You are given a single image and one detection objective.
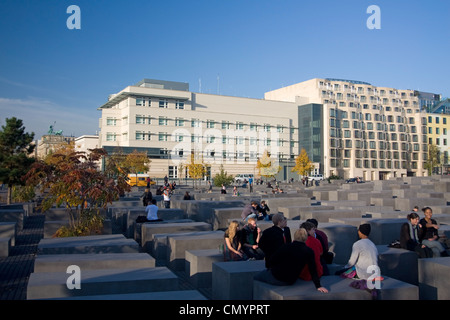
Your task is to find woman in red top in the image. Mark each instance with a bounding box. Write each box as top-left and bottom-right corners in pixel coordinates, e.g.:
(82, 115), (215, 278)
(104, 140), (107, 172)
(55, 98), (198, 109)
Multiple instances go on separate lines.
(299, 221), (323, 281)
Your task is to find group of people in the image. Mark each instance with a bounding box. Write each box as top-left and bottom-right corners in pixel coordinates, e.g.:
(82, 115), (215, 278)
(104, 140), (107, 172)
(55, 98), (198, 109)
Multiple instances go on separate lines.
(241, 200), (272, 221)
(400, 206), (448, 258)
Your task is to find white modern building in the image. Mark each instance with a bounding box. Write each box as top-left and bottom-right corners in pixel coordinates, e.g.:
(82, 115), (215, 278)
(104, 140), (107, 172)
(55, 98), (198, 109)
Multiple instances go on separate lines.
(98, 78), (431, 181)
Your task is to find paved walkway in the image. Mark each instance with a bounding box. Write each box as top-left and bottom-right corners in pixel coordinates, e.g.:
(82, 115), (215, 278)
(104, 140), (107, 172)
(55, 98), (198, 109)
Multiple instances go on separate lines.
(0, 214), (212, 300)
(0, 215), (44, 300)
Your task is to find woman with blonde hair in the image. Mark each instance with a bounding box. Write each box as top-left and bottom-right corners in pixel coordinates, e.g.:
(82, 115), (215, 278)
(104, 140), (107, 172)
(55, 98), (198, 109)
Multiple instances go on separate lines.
(224, 220), (246, 261)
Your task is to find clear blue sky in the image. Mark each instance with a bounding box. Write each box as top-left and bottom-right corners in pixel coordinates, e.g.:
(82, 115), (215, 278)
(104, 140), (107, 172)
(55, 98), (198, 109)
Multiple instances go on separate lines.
(0, 0), (449, 139)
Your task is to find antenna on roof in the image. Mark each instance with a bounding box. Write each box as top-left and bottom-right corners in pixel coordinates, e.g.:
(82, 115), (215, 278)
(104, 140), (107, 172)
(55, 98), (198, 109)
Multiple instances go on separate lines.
(217, 74), (220, 95)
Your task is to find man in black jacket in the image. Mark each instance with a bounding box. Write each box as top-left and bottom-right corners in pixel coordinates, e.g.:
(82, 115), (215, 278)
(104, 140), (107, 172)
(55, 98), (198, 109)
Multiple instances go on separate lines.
(258, 213), (291, 268)
(254, 228), (328, 293)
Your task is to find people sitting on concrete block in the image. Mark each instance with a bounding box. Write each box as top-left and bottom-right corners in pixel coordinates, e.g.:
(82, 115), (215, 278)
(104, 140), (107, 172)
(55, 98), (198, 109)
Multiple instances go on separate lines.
(400, 212), (432, 258)
(254, 228), (328, 293)
(419, 207), (449, 257)
(299, 221), (323, 282)
(258, 213), (291, 268)
(223, 220), (247, 261)
(306, 218), (333, 275)
(145, 199), (162, 222)
(256, 200), (271, 221)
(241, 201), (259, 222)
(183, 191), (192, 200)
(239, 217), (264, 260)
(337, 224), (380, 281)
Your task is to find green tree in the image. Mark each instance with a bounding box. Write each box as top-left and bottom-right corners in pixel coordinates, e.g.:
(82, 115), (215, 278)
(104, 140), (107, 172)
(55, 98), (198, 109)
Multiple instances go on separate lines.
(425, 143), (440, 176)
(213, 165), (234, 187)
(292, 148), (314, 177)
(0, 117), (35, 204)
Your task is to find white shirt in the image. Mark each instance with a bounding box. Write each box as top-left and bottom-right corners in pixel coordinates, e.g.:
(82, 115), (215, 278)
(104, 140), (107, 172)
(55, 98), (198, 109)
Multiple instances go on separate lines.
(145, 204), (159, 221)
(345, 238), (378, 280)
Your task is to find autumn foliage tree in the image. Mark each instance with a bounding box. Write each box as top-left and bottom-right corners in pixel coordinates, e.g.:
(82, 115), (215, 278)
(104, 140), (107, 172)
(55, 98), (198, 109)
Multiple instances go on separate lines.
(24, 146), (130, 237)
(292, 148), (314, 177)
(256, 149), (281, 179)
(186, 152), (207, 188)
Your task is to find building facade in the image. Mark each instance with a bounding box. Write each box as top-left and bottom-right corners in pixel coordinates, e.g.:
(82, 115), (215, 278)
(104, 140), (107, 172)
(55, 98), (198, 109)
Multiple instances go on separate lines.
(265, 78), (429, 180)
(426, 113), (450, 173)
(98, 78), (435, 181)
(98, 79), (300, 180)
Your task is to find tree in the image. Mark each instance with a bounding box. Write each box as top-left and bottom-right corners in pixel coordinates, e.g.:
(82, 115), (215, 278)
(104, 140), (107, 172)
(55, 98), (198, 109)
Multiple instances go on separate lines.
(213, 165), (234, 187)
(24, 147), (130, 237)
(424, 143), (440, 176)
(122, 150), (151, 186)
(0, 117), (35, 204)
(186, 152), (206, 188)
(256, 149), (281, 179)
(292, 148), (314, 177)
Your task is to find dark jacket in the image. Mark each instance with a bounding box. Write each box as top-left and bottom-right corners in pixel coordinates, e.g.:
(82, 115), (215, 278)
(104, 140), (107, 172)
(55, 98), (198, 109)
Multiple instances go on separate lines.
(270, 241), (322, 288)
(400, 222), (423, 251)
(258, 226), (292, 268)
(241, 204), (258, 220)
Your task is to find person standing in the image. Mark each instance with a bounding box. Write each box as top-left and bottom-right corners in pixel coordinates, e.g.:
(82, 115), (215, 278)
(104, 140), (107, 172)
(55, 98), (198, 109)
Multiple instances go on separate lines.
(163, 187), (171, 208)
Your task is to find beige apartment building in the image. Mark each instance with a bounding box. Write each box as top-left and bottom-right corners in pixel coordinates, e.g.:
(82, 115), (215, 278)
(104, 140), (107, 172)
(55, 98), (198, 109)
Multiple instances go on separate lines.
(98, 78), (430, 181)
(266, 78), (429, 180)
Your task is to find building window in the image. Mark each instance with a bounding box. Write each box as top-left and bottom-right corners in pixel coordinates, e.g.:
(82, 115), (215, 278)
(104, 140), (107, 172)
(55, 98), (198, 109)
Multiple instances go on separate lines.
(106, 117), (117, 126)
(222, 121), (230, 130)
(158, 133), (168, 141)
(159, 117), (168, 126)
(159, 99), (168, 108)
(136, 97), (145, 106)
(106, 133), (116, 141)
(175, 118), (184, 127)
(207, 120), (215, 128)
(135, 131), (144, 141)
(175, 100), (184, 109)
(191, 119), (201, 128)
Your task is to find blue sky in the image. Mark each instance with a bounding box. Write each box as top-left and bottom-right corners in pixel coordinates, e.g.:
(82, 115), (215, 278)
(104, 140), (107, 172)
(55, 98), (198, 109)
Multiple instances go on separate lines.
(0, 0), (449, 139)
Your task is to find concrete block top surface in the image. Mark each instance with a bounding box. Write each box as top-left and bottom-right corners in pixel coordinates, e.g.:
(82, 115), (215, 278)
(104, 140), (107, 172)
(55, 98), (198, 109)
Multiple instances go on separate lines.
(34, 252), (154, 263)
(37, 234), (136, 249)
(185, 249), (223, 257)
(213, 260), (266, 272)
(29, 267), (177, 287)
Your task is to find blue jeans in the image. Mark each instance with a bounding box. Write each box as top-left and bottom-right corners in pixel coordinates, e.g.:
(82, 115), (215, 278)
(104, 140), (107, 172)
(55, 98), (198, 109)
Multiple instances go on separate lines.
(422, 239), (445, 257)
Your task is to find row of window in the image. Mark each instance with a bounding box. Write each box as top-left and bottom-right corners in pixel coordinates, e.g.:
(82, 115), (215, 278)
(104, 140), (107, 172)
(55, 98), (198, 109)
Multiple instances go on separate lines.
(330, 139), (425, 151)
(330, 149), (425, 160)
(135, 97), (185, 109)
(329, 109), (419, 124)
(319, 82), (415, 98)
(428, 116), (448, 124)
(329, 159), (422, 170)
(108, 116), (289, 133)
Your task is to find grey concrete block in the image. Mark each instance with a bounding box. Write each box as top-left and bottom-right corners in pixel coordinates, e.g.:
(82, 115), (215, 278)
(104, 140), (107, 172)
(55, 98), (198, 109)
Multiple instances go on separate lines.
(368, 219), (405, 245)
(185, 249), (224, 288)
(278, 206), (334, 220)
(418, 257), (450, 300)
(140, 221), (212, 253)
(376, 245), (418, 285)
(44, 290), (208, 300)
(317, 223), (358, 265)
(0, 237), (11, 257)
(253, 275), (418, 300)
(0, 222), (16, 246)
(43, 219), (112, 238)
(212, 260), (266, 300)
(33, 252), (156, 273)
(213, 208), (244, 230)
(0, 209), (24, 231)
(167, 231), (225, 271)
(37, 234), (140, 255)
(27, 267), (179, 299)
